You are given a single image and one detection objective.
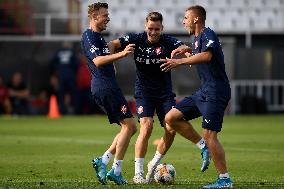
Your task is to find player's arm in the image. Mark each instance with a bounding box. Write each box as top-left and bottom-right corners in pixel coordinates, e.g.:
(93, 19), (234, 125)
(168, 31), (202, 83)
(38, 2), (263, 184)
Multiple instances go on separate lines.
(108, 39), (122, 54)
(160, 49), (213, 72)
(93, 44), (135, 68)
(171, 45), (192, 58)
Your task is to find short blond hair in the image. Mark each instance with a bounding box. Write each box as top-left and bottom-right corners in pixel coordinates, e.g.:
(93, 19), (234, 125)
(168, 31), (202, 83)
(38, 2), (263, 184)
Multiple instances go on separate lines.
(88, 2), (108, 19)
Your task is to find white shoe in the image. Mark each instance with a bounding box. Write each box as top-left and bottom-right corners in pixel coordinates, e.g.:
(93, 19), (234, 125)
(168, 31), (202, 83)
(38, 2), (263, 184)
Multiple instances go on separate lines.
(145, 162), (156, 184)
(133, 172), (146, 184)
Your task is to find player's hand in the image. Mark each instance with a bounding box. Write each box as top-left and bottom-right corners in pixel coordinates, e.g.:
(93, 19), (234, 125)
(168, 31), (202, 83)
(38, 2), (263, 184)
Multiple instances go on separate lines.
(184, 52), (192, 58)
(160, 58), (179, 72)
(171, 46), (191, 58)
(122, 44), (135, 57)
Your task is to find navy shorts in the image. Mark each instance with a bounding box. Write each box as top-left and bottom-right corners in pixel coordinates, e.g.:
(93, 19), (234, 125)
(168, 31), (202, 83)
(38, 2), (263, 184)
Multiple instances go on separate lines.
(175, 90), (230, 132)
(93, 88), (133, 125)
(136, 96), (175, 127)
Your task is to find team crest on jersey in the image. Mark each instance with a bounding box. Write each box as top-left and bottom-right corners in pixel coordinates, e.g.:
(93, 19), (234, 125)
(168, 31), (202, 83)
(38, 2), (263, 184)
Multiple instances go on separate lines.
(137, 106), (144, 114)
(155, 47), (162, 55)
(194, 41), (199, 49)
(121, 105), (127, 114)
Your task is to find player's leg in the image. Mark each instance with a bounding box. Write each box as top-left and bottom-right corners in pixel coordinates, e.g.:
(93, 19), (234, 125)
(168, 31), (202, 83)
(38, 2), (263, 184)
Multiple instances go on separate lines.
(203, 129), (227, 174)
(92, 133), (118, 185)
(133, 117), (153, 183)
(165, 108), (201, 142)
(155, 97), (177, 155)
(92, 89), (136, 185)
(135, 117), (154, 158)
(165, 96), (211, 172)
(157, 123), (176, 155)
(202, 129), (232, 188)
(200, 98), (232, 188)
(133, 98), (155, 184)
(107, 118), (136, 185)
(145, 122), (176, 183)
(115, 118), (137, 160)
(145, 97), (176, 183)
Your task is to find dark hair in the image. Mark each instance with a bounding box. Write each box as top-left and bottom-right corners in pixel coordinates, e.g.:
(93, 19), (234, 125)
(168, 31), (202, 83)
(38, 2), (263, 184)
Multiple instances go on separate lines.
(186, 5), (206, 21)
(146, 12), (163, 23)
(88, 2), (108, 18)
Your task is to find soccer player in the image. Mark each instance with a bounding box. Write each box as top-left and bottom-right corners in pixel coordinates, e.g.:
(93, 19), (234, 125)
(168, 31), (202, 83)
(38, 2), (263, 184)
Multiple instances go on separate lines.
(160, 5), (233, 188)
(108, 12), (210, 184)
(81, 2), (137, 185)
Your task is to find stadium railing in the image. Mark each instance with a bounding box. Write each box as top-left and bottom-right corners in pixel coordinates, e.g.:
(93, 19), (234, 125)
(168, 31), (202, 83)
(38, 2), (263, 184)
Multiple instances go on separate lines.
(231, 80), (284, 114)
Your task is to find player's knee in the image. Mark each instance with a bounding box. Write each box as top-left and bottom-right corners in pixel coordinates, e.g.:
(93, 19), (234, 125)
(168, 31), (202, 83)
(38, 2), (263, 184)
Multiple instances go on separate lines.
(139, 119), (153, 138)
(203, 130), (217, 144)
(124, 119), (137, 135)
(140, 118), (153, 126)
(165, 112), (176, 127)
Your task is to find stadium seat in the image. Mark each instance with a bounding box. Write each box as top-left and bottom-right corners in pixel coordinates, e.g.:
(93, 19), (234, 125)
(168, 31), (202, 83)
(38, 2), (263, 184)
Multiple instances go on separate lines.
(174, 0), (195, 8)
(228, 0), (247, 8)
(263, 0), (283, 8)
(106, 0), (121, 7)
(247, 0), (264, 8)
(227, 9), (248, 31)
(138, 0), (158, 8)
(207, 10), (223, 30)
(158, 0), (174, 8)
(210, 0), (228, 8)
(249, 9), (273, 31)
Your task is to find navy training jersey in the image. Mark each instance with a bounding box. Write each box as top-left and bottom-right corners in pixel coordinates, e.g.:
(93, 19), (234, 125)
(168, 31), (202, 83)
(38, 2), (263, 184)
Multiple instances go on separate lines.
(192, 27), (230, 97)
(81, 29), (119, 94)
(119, 32), (183, 98)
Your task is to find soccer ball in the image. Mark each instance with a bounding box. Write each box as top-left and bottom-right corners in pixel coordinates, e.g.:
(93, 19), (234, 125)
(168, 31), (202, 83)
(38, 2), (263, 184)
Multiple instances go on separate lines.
(154, 163), (176, 184)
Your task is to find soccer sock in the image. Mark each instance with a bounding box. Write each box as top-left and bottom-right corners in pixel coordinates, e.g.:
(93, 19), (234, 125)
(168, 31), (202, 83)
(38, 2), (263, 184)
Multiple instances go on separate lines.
(113, 159), (123, 176)
(219, 173), (230, 178)
(196, 138), (206, 149)
(150, 151), (164, 167)
(135, 158), (144, 175)
(101, 150), (113, 165)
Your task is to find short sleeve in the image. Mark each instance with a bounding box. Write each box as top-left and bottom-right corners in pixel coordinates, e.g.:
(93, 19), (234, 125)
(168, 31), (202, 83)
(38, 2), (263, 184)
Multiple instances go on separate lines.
(81, 31), (102, 60)
(201, 31), (216, 53)
(165, 35), (183, 51)
(119, 33), (138, 49)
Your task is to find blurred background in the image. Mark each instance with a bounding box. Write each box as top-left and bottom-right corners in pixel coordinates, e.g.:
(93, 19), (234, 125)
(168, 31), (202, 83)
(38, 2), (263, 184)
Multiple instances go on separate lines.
(0, 0), (284, 116)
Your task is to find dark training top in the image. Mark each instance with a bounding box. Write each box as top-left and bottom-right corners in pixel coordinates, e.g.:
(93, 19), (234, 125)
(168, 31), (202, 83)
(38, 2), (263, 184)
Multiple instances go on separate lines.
(192, 27), (230, 98)
(119, 32), (183, 98)
(81, 29), (119, 94)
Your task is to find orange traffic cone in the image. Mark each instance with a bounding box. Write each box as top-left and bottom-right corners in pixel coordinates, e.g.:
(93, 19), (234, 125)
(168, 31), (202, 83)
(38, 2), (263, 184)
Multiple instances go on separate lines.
(48, 95), (61, 118)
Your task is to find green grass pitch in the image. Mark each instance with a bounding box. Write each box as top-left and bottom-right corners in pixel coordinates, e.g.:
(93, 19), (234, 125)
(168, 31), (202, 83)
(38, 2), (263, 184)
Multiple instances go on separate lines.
(0, 115), (284, 188)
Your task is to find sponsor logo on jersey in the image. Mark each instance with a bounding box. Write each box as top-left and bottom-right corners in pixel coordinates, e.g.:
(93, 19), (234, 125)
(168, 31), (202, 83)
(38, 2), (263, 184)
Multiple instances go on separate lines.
(90, 45), (99, 53)
(146, 47), (153, 54)
(139, 47), (145, 53)
(121, 105), (127, 114)
(136, 57), (160, 64)
(137, 106), (144, 114)
(103, 47), (110, 54)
